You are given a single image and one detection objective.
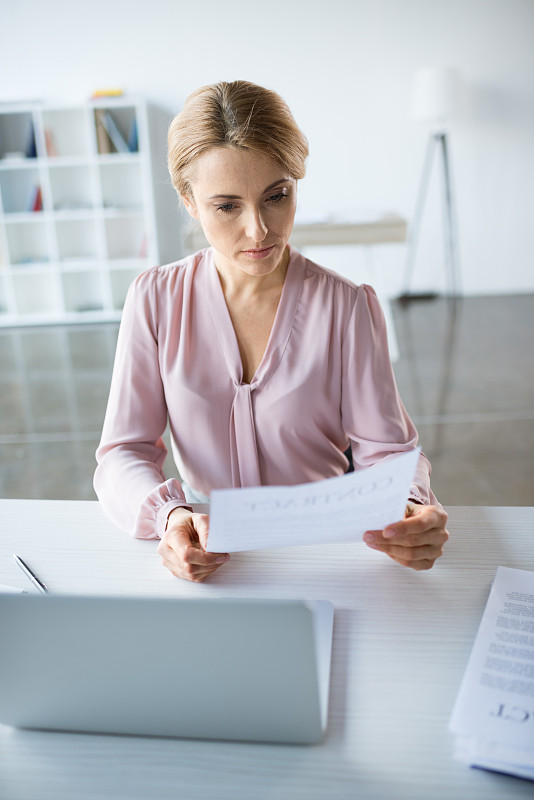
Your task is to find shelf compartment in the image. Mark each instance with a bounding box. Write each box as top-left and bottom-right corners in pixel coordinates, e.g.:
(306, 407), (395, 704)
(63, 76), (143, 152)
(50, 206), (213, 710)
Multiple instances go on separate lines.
(62, 269), (106, 314)
(0, 111), (37, 160)
(12, 270), (62, 316)
(41, 108), (91, 158)
(105, 215), (146, 259)
(0, 168), (44, 214)
(5, 219), (51, 265)
(55, 218), (100, 263)
(99, 161), (144, 211)
(49, 164), (96, 212)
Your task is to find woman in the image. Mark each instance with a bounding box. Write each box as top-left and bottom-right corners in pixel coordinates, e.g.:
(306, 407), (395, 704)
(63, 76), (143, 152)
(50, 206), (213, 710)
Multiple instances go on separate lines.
(94, 80), (448, 582)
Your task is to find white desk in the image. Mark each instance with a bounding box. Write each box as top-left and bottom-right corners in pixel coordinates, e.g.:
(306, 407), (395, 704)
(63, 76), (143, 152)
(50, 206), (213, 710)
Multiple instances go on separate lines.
(1, 500), (533, 800)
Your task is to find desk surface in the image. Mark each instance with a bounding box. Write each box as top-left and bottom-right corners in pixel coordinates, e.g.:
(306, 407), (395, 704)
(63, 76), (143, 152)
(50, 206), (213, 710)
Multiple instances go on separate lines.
(0, 500), (533, 800)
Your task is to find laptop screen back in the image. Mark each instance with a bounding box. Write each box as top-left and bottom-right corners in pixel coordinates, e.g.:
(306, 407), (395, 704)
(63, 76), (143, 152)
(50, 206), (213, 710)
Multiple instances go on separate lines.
(0, 594), (334, 744)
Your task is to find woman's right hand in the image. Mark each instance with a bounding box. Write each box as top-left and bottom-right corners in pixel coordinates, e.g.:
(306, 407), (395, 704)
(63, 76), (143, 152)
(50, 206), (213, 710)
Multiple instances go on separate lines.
(156, 507), (230, 582)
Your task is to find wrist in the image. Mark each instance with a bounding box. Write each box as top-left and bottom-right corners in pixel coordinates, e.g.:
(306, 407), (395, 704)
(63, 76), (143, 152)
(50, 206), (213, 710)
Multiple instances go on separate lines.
(156, 500), (193, 538)
(166, 505), (193, 531)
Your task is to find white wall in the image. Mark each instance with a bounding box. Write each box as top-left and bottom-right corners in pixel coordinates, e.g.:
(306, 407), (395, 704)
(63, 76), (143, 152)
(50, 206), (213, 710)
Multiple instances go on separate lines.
(1, 0), (533, 296)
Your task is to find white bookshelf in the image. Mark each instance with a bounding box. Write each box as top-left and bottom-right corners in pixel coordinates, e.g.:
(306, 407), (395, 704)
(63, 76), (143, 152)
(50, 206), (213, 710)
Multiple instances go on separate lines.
(0, 98), (183, 326)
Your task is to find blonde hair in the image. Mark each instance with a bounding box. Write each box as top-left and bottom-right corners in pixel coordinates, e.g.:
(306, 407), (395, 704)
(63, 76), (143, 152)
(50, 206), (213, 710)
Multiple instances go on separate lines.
(168, 80), (309, 198)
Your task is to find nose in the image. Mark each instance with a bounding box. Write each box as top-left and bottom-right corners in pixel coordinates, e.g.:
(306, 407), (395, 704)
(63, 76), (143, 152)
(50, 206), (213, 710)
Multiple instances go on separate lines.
(245, 206), (268, 243)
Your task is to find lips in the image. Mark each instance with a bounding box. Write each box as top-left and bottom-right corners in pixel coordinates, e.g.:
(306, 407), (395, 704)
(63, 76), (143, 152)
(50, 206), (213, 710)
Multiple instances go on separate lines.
(242, 245), (276, 259)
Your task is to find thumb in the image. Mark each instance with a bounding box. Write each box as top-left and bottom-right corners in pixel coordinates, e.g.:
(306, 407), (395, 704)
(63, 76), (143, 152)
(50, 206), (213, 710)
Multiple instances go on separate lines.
(191, 513), (210, 551)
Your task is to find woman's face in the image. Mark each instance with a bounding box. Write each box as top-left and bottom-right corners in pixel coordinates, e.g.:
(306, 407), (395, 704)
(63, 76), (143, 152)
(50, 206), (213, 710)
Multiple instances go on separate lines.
(182, 147), (297, 281)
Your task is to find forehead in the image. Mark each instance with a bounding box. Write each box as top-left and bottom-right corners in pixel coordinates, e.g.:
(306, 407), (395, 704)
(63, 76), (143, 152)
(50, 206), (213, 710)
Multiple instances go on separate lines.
(190, 147), (292, 197)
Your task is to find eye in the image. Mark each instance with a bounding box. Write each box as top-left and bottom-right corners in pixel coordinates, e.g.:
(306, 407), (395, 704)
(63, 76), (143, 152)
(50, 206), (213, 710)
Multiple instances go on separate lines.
(266, 191), (287, 204)
(216, 203), (237, 214)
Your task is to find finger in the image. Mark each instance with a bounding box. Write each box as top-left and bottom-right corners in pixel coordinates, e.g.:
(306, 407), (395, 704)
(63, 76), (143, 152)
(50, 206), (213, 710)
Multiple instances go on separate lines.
(176, 561), (221, 582)
(369, 543), (443, 566)
(180, 539), (229, 568)
(164, 557), (220, 583)
(166, 527), (229, 567)
(158, 539), (227, 581)
(364, 528), (448, 551)
(185, 541), (225, 565)
(389, 555), (437, 571)
(379, 541), (446, 562)
(381, 538), (446, 569)
(383, 507), (448, 540)
(177, 513), (229, 558)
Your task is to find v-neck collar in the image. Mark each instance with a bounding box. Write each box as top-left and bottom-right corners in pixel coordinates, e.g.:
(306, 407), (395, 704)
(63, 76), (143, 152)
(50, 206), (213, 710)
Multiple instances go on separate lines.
(202, 246), (304, 389)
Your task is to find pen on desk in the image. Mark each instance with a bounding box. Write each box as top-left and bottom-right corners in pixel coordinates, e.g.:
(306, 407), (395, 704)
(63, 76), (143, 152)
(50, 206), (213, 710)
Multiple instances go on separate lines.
(12, 554), (49, 594)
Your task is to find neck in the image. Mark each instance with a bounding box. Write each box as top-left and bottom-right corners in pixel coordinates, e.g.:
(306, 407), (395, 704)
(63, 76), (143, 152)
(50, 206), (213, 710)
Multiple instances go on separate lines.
(214, 247), (290, 301)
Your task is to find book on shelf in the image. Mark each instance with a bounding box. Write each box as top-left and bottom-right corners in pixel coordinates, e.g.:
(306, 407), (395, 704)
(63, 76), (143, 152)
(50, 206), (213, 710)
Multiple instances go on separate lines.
(94, 109), (115, 154)
(91, 89), (123, 99)
(28, 185), (43, 213)
(128, 118), (138, 152)
(44, 128), (58, 157)
(99, 111), (129, 154)
(24, 121), (37, 159)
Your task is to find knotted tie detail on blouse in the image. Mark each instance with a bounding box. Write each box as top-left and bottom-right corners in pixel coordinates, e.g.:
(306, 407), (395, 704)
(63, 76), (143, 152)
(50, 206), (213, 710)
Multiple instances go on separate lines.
(229, 381), (261, 487)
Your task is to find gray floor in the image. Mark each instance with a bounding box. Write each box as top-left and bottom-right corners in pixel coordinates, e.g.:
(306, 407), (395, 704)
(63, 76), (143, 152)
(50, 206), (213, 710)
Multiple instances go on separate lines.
(0, 294), (533, 506)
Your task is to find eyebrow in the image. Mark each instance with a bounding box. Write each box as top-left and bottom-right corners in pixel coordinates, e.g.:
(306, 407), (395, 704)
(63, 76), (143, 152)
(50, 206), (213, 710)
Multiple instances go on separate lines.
(208, 179), (291, 201)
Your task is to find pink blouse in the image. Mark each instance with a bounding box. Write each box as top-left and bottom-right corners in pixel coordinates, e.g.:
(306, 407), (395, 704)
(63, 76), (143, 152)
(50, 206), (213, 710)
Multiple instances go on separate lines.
(94, 246), (437, 539)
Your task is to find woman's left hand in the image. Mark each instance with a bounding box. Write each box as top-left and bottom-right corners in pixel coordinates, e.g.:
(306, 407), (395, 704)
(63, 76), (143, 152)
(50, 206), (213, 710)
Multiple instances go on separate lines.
(363, 503), (449, 570)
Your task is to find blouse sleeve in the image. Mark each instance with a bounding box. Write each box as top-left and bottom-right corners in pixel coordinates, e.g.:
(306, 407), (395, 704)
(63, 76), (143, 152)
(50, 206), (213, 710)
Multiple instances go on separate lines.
(341, 284), (439, 507)
(94, 269), (190, 539)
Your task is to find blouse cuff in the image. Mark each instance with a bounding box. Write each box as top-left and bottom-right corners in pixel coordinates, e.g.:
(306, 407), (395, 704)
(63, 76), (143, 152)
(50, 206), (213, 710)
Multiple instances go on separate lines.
(131, 478), (193, 539)
(408, 485), (425, 505)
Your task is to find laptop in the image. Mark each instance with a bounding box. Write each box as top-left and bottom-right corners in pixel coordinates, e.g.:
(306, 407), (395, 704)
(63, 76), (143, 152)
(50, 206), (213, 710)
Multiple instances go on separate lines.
(0, 594), (334, 744)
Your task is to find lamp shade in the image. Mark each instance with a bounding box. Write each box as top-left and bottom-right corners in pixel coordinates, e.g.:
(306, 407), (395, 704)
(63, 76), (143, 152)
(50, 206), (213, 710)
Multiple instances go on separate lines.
(410, 67), (462, 125)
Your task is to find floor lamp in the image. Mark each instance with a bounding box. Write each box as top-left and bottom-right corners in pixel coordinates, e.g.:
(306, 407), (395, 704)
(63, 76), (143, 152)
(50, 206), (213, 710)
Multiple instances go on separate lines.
(402, 68), (462, 299)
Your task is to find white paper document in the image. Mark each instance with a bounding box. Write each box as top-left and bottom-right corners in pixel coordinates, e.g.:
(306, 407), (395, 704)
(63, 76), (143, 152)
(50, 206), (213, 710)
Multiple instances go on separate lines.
(207, 448), (420, 553)
(450, 566), (534, 781)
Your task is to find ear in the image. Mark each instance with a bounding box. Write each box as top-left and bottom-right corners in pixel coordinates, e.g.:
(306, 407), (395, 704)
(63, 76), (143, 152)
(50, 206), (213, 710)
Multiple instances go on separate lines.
(181, 193), (199, 220)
